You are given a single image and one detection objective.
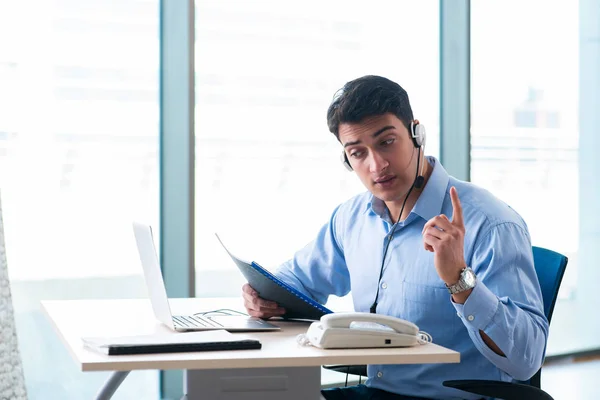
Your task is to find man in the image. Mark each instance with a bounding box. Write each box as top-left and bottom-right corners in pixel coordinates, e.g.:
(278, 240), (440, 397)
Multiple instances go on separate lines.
(241, 75), (548, 399)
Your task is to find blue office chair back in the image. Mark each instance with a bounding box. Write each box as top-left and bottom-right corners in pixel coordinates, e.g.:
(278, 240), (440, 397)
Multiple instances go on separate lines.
(532, 246), (568, 324)
(527, 246), (568, 390)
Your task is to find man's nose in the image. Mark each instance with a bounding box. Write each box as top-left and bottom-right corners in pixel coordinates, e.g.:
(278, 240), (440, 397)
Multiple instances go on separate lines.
(369, 152), (389, 173)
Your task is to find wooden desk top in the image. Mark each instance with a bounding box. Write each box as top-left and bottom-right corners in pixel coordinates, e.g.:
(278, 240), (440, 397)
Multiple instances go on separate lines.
(42, 298), (460, 372)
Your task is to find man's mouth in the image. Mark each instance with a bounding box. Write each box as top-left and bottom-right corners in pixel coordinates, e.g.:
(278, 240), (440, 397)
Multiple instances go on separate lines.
(374, 175), (395, 184)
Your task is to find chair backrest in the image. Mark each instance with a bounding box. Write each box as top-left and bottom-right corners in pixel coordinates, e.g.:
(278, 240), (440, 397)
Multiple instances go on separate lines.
(0, 192), (28, 399)
(528, 246), (568, 389)
(532, 246), (568, 323)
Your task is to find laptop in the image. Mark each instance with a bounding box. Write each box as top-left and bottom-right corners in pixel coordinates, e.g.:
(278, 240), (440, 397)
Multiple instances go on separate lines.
(132, 222), (280, 332)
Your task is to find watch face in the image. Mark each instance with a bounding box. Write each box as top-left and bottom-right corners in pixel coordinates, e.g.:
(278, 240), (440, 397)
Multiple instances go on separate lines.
(462, 268), (476, 287)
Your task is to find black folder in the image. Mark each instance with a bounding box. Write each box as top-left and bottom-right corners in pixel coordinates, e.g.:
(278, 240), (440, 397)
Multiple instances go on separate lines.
(91, 340), (261, 356)
(83, 331), (262, 356)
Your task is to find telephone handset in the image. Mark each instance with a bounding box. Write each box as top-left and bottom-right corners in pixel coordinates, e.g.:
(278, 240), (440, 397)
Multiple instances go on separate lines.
(299, 312), (432, 349)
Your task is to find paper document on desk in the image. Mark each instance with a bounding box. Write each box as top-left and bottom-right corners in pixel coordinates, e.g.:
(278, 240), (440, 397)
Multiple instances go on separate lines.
(82, 329), (262, 355)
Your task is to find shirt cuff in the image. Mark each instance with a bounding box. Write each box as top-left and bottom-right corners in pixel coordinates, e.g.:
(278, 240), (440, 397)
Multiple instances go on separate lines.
(451, 281), (499, 331)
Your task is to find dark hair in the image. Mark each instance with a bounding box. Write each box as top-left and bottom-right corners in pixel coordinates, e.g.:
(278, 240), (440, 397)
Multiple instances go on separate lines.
(326, 75), (414, 140)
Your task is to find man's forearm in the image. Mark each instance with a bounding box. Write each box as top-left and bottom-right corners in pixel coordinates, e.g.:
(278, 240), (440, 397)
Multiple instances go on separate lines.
(452, 282), (548, 380)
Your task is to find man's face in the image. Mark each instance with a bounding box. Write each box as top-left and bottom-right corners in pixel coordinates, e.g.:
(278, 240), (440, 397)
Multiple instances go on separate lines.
(339, 113), (417, 203)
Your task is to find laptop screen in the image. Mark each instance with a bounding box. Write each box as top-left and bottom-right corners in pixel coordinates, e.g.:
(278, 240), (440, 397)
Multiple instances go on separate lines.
(132, 222), (176, 329)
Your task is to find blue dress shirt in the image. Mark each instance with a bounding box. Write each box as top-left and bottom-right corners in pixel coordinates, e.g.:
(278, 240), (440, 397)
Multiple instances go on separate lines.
(275, 156), (548, 399)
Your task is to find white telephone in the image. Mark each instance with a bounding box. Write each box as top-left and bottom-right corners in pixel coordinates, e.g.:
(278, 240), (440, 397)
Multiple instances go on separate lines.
(301, 312), (431, 349)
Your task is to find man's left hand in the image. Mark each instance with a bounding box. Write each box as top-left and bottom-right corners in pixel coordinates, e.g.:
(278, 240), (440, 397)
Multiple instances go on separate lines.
(422, 186), (467, 285)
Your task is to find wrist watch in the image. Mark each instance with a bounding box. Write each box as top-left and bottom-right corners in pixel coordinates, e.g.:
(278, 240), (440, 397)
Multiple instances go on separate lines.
(445, 267), (477, 294)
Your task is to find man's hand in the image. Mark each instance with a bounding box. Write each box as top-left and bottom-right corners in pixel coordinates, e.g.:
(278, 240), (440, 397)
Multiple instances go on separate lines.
(422, 186), (467, 286)
(242, 283), (286, 319)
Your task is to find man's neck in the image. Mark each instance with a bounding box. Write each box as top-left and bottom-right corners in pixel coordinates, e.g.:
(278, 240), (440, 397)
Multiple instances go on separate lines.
(386, 158), (433, 223)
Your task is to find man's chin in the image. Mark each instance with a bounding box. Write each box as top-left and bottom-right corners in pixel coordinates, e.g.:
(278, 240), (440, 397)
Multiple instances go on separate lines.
(371, 190), (398, 203)
(371, 188), (409, 203)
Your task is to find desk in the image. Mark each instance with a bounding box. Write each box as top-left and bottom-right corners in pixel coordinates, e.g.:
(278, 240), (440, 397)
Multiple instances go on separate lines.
(42, 298), (460, 400)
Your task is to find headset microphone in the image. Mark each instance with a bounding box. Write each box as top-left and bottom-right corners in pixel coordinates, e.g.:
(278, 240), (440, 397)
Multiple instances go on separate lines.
(414, 175), (425, 189)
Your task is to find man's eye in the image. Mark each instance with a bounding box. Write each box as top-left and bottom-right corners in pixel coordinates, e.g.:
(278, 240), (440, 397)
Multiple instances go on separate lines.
(350, 151), (363, 158)
(381, 138), (395, 146)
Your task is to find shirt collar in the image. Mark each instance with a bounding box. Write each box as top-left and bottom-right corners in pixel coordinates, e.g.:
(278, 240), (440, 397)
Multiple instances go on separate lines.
(412, 156), (449, 221)
(364, 156), (449, 222)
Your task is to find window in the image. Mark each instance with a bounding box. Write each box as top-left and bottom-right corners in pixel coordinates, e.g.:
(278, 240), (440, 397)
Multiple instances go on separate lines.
(194, 0), (440, 309)
(470, 0), (596, 356)
(0, 0), (159, 398)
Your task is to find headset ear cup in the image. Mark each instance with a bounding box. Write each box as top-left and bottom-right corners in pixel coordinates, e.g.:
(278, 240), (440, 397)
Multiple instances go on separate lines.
(341, 151), (353, 171)
(411, 123), (426, 148)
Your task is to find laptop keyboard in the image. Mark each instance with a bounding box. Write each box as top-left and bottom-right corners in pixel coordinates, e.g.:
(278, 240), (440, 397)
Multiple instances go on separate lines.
(172, 314), (224, 329)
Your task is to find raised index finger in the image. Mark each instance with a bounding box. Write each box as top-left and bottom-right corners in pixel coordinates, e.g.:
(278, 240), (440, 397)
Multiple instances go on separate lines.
(450, 186), (464, 226)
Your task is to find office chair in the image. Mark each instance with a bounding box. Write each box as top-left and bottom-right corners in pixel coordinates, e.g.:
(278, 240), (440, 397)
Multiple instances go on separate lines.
(324, 246), (568, 400)
(0, 192), (28, 399)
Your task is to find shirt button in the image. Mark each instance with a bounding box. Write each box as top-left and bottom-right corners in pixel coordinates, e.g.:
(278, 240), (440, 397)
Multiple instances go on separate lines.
(467, 315), (475, 321)
(381, 282), (388, 289)
(377, 371), (383, 378)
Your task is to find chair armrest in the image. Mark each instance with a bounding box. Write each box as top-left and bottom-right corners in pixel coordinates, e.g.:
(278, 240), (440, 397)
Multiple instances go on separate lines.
(442, 379), (553, 400)
(323, 364), (367, 377)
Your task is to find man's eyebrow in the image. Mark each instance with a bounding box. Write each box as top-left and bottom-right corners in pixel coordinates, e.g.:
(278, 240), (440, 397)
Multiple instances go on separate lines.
(343, 125), (396, 148)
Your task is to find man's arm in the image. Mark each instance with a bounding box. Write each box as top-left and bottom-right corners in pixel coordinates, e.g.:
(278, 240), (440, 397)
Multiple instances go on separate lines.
(242, 205), (350, 318)
(274, 204), (351, 303)
(451, 222), (548, 381)
(422, 187), (547, 380)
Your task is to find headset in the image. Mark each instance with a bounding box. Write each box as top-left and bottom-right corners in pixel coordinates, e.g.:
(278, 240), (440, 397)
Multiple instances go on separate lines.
(341, 120), (426, 190)
(339, 120), (427, 314)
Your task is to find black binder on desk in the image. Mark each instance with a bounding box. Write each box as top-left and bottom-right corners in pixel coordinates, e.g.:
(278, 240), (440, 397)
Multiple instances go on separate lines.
(216, 234), (333, 321)
(83, 330), (262, 356)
